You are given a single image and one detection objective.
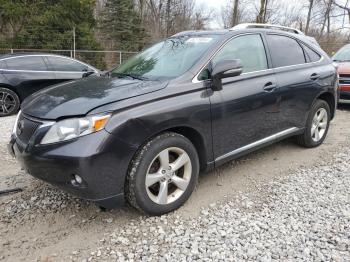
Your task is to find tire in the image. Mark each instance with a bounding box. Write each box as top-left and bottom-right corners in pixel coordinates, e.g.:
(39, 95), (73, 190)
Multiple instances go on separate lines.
(296, 99), (330, 148)
(0, 88), (20, 117)
(126, 132), (199, 216)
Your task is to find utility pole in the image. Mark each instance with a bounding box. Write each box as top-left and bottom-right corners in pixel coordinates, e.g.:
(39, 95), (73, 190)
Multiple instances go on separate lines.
(73, 27), (76, 59)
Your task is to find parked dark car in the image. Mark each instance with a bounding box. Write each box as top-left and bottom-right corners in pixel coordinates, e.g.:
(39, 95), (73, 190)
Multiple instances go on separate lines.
(333, 44), (350, 103)
(0, 53), (100, 116)
(8, 24), (338, 215)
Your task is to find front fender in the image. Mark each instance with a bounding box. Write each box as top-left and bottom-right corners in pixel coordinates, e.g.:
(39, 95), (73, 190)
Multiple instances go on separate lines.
(104, 89), (213, 163)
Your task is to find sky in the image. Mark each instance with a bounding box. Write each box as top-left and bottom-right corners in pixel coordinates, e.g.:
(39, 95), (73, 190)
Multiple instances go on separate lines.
(195, 0), (350, 30)
(196, 0), (229, 10)
(195, 0), (230, 28)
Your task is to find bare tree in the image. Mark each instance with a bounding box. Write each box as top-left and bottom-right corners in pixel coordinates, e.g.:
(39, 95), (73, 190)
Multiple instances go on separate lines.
(319, 0), (334, 39)
(305, 0), (315, 34)
(231, 0), (240, 26)
(165, 0), (172, 36)
(138, 0), (146, 23)
(334, 0), (350, 26)
(134, 0), (212, 42)
(256, 0), (268, 23)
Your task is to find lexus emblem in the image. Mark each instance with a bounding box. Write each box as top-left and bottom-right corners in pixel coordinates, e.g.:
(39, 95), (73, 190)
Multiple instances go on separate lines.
(17, 120), (24, 135)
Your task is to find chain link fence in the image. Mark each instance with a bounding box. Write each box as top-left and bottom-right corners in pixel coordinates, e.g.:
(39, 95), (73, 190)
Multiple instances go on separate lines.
(0, 40), (349, 70)
(0, 49), (138, 70)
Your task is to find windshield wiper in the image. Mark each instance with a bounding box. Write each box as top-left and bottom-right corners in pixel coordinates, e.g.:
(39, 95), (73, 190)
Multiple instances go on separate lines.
(113, 73), (150, 81)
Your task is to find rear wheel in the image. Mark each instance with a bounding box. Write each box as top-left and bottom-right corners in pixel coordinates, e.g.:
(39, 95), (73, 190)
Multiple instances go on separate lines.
(126, 132), (199, 215)
(296, 99), (330, 148)
(0, 88), (20, 117)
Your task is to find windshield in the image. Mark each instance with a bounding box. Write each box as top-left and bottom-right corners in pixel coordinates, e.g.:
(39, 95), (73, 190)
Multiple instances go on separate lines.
(333, 45), (350, 62)
(112, 35), (220, 80)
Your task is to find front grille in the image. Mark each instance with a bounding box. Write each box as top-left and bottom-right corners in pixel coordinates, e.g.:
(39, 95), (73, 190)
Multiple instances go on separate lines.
(339, 74), (350, 85)
(16, 113), (42, 144)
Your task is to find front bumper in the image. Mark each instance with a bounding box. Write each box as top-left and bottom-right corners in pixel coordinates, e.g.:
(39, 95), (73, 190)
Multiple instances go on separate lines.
(8, 129), (136, 209)
(339, 85), (350, 101)
(340, 91), (350, 101)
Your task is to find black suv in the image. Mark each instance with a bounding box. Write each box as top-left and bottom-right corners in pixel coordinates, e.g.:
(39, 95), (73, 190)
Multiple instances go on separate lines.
(8, 24), (338, 215)
(0, 53), (99, 116)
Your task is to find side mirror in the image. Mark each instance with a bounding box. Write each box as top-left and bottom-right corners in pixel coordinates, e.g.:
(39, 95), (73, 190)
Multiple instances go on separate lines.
(82, 71), (95, 78)
(211, 59), (243, 91)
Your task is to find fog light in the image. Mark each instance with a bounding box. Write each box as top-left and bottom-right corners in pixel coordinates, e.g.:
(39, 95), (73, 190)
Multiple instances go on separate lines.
(71, 174), (83, 186)
(75, 175), (83, 184)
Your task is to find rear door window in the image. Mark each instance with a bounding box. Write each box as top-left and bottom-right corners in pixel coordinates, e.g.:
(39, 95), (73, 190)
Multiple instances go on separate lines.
(5, 56), (48, 71)
(266, 34), (306, 68)
(47, 56), (88, 72)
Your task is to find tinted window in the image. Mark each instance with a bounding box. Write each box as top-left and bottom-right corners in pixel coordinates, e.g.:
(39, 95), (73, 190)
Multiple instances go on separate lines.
(302, 44), (321, 62)
(266, 35), (306, 67)
(47, 56), (88, 72)
(5, 56), (47, 71)
(212, 34), (268, 73)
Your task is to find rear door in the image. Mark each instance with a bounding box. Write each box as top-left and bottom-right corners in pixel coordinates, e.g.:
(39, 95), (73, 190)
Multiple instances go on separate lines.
(2, 56), (56, 99)
(46, 56), (95, 84)
(265, 34), (328, 129)
(207, 33), (281, 163)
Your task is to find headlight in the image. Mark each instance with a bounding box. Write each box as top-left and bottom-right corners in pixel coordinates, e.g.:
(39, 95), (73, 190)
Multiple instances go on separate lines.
(40, 114), (110, 145)
(12, 110), (21, 135)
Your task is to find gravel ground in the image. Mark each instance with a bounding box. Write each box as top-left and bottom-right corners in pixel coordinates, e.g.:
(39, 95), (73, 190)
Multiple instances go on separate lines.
(0, 116), (26, 190)
(1, 107), (350, 261)
(85, 149), (350, 262)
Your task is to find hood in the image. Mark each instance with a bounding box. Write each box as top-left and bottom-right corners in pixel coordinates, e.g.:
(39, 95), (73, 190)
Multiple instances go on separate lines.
(336, 62), (350, 75)
(21, 77), (168, 120)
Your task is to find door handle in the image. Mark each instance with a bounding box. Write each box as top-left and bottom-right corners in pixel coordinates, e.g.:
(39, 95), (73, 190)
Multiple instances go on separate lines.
(310, 73), (320, 81)
(263, 82), (277, 92)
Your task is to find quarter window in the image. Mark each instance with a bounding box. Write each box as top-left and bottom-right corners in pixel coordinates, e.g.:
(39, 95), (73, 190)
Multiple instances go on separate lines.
(47, 57), (89, 72)
(5, 56), (47, 71)
(212, 34), (268, 74)
(266, 34), (306, 67)
(302, 44), (321, 62)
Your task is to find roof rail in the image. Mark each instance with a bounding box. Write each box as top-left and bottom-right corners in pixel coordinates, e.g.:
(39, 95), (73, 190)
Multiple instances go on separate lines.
(231, 23), (304, 35)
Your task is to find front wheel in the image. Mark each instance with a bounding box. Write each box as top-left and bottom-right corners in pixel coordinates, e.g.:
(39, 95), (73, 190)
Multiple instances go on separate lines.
(126, 132), (199, 215)
(296, 99), (330, 148)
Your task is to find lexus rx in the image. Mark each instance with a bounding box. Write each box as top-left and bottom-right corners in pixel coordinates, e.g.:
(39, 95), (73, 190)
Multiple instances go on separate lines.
(8, 24), (338, 215)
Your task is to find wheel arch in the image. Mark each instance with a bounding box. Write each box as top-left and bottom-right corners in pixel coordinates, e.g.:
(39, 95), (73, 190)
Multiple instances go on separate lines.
(162, 126), (209, 172)
(106, 113), (213, 174)
(316, 92), (336, 120)
(0, 84), (21, 101)
(132, 125), (210, 172)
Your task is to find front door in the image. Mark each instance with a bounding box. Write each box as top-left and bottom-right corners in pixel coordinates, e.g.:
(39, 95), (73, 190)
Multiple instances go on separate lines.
(207, 34), (281, 163)
(45, 56), (90, 84)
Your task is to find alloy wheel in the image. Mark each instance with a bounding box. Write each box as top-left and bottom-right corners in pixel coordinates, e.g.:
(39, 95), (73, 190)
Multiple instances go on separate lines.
(0, 90), (17, 116)
(311, 108), (328, 142)
(145, 147), (192, 205)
